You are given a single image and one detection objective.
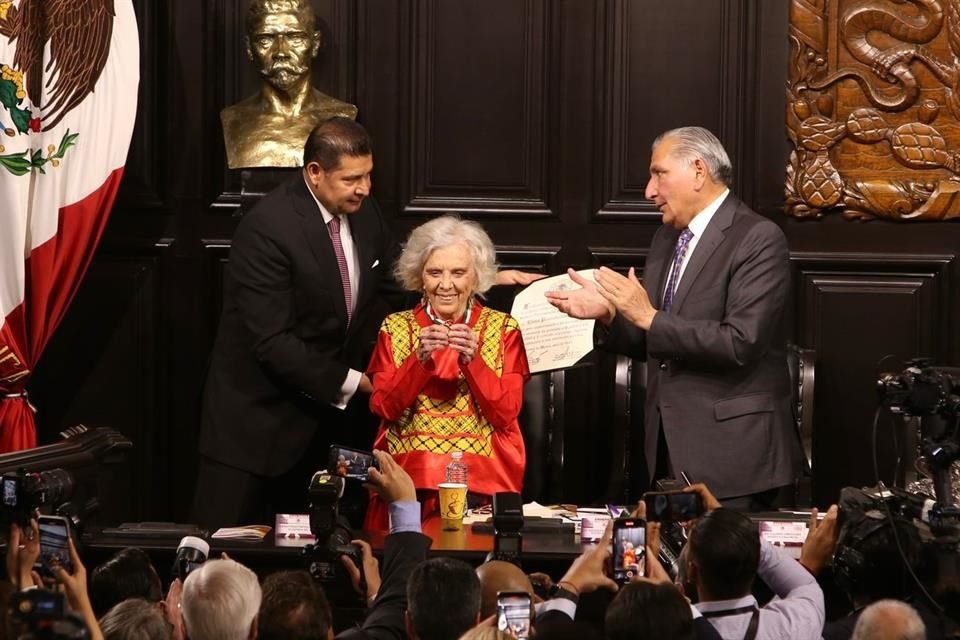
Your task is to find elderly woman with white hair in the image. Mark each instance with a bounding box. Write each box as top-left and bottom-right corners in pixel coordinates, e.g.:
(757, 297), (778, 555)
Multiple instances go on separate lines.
(363, 215), (529, 528)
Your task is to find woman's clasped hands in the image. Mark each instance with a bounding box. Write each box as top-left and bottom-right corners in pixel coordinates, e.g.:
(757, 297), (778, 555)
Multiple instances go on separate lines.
(417, 323), (477, 364)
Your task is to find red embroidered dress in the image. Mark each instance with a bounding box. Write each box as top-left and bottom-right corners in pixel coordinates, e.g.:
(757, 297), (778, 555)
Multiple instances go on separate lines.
(364, 300), (529, 527)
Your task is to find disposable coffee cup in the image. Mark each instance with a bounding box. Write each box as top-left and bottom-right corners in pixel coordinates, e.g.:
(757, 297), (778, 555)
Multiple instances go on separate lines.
(438, 482), (467, 531)
(581, 515), (611, 542)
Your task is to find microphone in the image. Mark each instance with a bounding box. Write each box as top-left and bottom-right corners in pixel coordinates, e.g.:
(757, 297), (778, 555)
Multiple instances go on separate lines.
(172, 535), (210, 580)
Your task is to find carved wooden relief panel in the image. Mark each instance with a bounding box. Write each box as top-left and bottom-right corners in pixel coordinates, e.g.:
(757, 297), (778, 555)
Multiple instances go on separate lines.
(787, 0), (960, 220)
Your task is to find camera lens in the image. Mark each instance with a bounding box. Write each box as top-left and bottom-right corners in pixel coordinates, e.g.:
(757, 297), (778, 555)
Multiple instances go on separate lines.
(37, 469), (75, 505)
(20, 469), (75, 508)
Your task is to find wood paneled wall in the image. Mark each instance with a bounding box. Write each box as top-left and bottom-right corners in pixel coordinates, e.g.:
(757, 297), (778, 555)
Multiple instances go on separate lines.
(26, 0), (960, 522)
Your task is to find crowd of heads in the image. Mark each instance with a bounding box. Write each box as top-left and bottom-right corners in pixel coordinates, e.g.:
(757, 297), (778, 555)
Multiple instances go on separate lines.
(3, 481), (952, 640)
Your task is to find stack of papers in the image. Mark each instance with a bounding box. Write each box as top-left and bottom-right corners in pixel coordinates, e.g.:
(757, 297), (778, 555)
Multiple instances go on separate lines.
(523, 502), (578, 518)
(211, 525), (272, 540)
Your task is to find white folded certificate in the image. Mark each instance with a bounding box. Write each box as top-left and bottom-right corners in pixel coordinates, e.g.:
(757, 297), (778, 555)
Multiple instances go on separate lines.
(510, 270), (596, 374)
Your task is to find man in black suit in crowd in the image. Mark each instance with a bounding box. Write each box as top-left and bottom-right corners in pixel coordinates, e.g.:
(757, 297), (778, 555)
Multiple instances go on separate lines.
(194, 117), (404, 528)
(194, 117), (539, 528)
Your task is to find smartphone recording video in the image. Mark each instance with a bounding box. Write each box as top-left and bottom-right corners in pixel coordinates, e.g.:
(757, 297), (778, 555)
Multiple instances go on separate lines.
(496, 591), (532, 640)
(328, 445), (377, 482)
(37, 515), (73, 576)
(611, 518), (646, 584)
(643, 491), (703, 522)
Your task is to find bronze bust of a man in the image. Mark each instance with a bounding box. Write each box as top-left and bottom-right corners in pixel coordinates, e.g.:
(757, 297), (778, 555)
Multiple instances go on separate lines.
(221, 0), (358, 169)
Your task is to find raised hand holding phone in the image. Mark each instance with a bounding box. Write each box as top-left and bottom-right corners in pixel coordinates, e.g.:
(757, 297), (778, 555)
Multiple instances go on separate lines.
(557, 521), (618, 594)
(52, 535), (104, 640)
(37, 514), (73, 577)
(611, 518), (646, 584)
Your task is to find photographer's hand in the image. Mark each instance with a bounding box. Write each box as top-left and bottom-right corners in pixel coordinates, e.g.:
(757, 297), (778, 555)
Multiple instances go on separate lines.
(366, 450), (416, 504)
(635, 547), (671, 585)
(683, 483), (722, 512)
(7, 519), (41, 589)
(5, 522), (19, 587)
(528, 572), (554, 600)
(163, 578), (185, 640)
(626, 501), (663, 561)
(645, 520), (662, 561)
(54, 536), (103, 640)
(558, 522), (618, 594)
(799, 505), (839, 576)
(341, 539), (381, 605)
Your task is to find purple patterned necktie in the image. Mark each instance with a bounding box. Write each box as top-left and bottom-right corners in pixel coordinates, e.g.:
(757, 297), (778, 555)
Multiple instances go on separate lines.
(327, 216), (353, 323)
(661, 228), (694, 312)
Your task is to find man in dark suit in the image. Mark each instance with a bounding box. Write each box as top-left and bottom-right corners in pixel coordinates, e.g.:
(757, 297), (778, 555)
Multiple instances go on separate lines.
(194, 117), (406, 528)
(547, 126), (800, 508)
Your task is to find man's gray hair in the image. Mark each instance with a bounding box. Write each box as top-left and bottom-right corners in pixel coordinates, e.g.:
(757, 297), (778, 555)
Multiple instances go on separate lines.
(394, 215), (498, 296)
(182, 559), (262, 640)
(99, 598), (173, 640)
(653, 126), (733, 187)
(851, 599), (926, 640)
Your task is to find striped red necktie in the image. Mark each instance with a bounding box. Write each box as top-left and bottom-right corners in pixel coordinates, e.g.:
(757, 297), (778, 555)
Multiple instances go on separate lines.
(326, 216), (352, 323)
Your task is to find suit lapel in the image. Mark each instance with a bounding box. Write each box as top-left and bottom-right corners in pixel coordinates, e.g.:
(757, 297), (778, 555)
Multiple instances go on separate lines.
(670, 193), (737, 312)
(292, 179), (349, 324)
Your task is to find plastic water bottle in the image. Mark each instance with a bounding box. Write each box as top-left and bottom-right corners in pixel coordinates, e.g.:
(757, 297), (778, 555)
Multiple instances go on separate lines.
(445, 451), (468, 487)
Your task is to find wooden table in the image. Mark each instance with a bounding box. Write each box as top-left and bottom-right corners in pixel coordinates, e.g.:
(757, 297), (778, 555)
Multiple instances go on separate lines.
(81, 517), (588, 580)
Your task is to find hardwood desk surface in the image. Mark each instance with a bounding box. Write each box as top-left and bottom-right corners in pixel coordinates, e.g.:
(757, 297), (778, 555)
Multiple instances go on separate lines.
(86, 518), (585, 554)
(80, 517), (588, 579)
(360, 517), (588, 560)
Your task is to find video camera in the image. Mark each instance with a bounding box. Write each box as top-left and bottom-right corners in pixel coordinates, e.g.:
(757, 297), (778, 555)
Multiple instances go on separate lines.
(877, 360), (960, 417)
(1, 468), (75, 528)
(8, 590), (89, 639)
(302, 472), (364, 606)
(832, 486), (960, 613)
(877, 359), (960, 528)
(868, 360), (960, 615)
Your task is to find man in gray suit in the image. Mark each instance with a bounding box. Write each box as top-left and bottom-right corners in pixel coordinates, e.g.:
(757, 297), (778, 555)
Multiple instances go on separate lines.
(547, 126), (800, 508)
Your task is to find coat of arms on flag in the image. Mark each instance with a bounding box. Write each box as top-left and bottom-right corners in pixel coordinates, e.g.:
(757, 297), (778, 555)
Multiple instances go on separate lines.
(0, 0), (139, 451)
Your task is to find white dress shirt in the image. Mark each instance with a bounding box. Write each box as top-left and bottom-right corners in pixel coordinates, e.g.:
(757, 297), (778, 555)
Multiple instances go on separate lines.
(695, 541), (825, 640)
(663, 188), (729, 299)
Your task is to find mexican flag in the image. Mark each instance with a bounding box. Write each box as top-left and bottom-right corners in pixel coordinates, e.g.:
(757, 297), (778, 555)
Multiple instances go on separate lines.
(0, 0), (139, 450)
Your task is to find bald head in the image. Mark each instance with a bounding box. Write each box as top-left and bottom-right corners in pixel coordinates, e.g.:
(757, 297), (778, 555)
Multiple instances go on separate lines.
(852, 599), (926, 640)
(475, 561), (534, 619)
